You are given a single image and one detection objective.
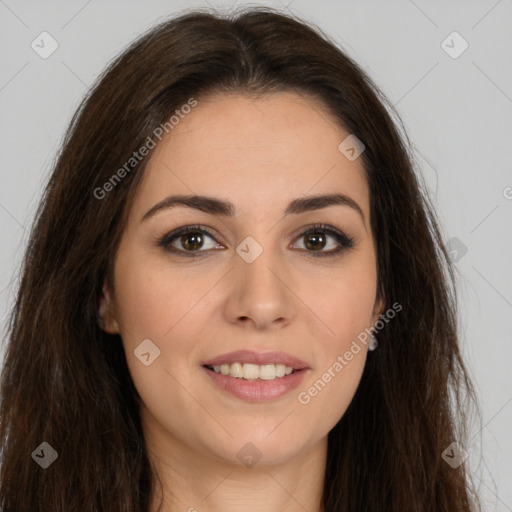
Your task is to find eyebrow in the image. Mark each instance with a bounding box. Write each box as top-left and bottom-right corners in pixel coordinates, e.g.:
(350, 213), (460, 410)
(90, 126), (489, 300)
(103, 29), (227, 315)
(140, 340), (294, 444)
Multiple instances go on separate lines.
(141, 193), (365, 224)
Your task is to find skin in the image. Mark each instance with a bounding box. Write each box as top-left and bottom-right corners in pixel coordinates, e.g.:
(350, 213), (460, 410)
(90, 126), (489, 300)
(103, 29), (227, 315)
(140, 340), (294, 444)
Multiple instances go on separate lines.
(100, 91), (384, 512)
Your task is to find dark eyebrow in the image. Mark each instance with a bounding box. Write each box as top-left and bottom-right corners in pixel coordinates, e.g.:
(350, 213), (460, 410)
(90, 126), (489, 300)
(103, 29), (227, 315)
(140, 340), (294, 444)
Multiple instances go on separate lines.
(141, 193), (365, 224)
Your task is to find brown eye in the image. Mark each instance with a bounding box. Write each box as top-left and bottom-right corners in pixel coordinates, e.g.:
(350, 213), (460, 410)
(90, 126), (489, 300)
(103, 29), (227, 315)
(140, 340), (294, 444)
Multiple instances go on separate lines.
(292, 224), (355, 258)
(158, 225), (222, 257)
(179, 231), (206, 251)
(303, 231), (328, 251)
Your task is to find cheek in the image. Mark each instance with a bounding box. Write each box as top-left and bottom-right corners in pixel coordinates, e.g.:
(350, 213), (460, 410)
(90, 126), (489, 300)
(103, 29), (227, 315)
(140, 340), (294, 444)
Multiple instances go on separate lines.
(295, 339), (367, 437)
(319, 265), (378, 348)
(113, 247), (201, 342)
(292, 262), (376, 422)
(111, 250), (203, 424)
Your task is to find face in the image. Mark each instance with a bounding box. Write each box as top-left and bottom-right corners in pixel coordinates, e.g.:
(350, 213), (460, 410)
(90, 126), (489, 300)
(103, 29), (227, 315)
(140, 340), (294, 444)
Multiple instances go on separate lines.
(101, 92), (384, 467)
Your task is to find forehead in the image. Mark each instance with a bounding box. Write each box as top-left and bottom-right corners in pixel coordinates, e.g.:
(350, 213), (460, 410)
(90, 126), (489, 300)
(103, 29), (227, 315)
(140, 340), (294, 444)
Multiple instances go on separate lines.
(131, 92), (369, 222)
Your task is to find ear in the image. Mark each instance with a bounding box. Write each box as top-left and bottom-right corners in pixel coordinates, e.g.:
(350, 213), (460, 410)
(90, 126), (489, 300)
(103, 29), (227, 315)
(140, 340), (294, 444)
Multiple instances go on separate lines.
(98, 282), (120, 334)
(371, 294), (385, 326)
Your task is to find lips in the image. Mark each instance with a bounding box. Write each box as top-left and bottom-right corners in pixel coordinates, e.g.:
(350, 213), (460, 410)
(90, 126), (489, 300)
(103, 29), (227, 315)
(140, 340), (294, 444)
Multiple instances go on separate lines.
(202, 350), (310, 370)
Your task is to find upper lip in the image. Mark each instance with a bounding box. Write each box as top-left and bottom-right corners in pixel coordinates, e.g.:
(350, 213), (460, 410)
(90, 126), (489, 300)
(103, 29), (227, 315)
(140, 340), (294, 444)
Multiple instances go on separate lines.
(202, 350), (310, 370)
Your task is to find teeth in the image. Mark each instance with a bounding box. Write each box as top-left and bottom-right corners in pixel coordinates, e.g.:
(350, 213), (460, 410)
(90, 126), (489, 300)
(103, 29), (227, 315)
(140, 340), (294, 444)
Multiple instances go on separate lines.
(210, 363), (295, 380)
(230, 362), (243, 378)
(243, 363), (260, 380)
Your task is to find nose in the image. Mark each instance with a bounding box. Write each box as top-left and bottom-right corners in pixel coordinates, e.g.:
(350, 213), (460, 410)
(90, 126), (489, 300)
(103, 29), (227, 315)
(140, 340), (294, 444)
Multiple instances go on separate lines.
(224, 243), (295, 330)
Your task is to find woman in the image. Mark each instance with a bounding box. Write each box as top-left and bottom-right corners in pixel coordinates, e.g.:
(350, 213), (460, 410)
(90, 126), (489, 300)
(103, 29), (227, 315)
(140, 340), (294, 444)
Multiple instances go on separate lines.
(0, 6), (481, 511)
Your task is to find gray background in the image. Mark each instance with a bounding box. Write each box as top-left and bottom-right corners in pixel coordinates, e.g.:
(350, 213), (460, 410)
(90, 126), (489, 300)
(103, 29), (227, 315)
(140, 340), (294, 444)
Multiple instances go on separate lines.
(1, 0), (511, 509)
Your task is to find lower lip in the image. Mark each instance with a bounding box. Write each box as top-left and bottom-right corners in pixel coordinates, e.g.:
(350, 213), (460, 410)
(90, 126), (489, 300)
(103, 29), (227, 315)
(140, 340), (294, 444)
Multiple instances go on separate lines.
(202, 366), (308, 402)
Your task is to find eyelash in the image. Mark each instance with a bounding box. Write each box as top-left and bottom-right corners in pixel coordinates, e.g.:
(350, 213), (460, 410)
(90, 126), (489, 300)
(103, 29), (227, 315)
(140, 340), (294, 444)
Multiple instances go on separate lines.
(156, 223), (355, 259)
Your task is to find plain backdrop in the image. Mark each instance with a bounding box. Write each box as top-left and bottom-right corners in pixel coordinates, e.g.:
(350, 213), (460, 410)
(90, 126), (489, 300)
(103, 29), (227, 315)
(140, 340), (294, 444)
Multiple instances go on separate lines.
(1, 0), (511, 509)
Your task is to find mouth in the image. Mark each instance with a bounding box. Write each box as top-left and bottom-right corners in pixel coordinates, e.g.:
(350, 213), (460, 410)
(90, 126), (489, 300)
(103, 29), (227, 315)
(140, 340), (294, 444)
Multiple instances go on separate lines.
(201, 350), (310, 402)
(202, 350), (309, 380)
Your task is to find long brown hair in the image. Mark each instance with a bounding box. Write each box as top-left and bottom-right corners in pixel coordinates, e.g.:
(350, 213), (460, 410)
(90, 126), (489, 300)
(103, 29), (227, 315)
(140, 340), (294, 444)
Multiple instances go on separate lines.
(0, 6), (481, 511)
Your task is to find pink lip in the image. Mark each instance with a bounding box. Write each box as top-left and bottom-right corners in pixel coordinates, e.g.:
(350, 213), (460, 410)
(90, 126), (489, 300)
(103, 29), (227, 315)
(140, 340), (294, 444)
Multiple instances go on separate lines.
(202, 366), (309, 402)
(202, 350), (310, 370)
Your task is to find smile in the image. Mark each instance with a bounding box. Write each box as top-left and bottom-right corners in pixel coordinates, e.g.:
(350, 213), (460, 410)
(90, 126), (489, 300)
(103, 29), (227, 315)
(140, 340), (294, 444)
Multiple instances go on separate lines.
(206, 362), (295, 380)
